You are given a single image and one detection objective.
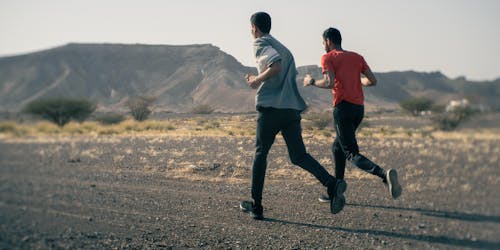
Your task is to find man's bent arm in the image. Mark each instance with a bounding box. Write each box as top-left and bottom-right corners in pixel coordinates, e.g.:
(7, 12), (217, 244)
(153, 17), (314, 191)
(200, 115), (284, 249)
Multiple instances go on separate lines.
(361, 68), (377, 86)
(303, 71), (335, 89)
(246, 61), (282, 89)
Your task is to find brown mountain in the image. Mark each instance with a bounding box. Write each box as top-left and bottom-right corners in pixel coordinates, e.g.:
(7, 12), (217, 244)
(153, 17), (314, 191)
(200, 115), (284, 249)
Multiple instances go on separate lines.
(0, 43), (498, 113)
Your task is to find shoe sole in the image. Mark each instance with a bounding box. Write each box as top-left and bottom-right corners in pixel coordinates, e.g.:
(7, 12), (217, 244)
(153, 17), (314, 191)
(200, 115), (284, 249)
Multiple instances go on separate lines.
(318, 196), (330, 203)
(388, 169), (402, 199)
(318, 197), (330, 203)
(331, 181), (347, 214)
(239, 202), (264, 220)
(239, 203), (250, 212)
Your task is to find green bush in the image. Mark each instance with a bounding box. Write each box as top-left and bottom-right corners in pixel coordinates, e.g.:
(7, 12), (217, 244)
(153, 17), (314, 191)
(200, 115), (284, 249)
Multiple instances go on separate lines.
(191, 104), (214, 114)
(96, 113), (125, 125)
(127, 96), (156, 122)
(400, 97), (433, 116)
(23, 98), (96, 127)
(433, 106), (476, 131)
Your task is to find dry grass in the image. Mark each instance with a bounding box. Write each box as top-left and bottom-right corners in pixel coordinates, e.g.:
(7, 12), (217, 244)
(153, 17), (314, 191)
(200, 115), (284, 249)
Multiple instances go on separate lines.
(2, 113), (499, 141)
(1, 114), (499, 188)
(0, 117), (256, 138)
(1, 115), (499, 197)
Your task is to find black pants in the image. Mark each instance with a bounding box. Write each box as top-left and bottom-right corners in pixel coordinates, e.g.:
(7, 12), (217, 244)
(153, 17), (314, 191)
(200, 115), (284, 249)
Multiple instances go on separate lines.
(251, 107), (334, 204)
(332, 101), (386, 180)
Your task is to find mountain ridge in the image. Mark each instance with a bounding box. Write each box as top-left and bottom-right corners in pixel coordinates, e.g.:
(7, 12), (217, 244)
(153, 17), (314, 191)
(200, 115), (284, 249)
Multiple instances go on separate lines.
(1, 43), (498, 113)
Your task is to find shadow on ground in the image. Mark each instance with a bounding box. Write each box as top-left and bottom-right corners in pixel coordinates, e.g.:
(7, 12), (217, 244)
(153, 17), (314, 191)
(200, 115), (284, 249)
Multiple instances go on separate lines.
(264, 203), (500, 249)
(264, 218), (499, 249)
(348, 202), (500, 224)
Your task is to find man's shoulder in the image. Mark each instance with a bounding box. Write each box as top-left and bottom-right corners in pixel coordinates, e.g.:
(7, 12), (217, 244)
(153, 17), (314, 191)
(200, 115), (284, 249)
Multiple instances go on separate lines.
(345, 50), (364, 59)
(254, 35), (275, 47)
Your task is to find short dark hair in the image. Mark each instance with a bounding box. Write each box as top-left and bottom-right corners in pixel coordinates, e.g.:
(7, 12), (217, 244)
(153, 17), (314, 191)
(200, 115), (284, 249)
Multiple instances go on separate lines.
(250, 12), (271, 34)
(323, 27), (342, 46)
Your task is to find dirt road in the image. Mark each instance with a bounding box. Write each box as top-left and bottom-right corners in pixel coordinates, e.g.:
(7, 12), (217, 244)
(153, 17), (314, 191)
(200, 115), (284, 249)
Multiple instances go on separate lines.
(1, 135), (499, 249)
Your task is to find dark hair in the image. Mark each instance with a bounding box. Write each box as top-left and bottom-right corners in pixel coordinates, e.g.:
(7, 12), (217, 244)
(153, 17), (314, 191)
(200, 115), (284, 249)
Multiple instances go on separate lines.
(323, 27), (342, 46)
(250, 12), (271, 34)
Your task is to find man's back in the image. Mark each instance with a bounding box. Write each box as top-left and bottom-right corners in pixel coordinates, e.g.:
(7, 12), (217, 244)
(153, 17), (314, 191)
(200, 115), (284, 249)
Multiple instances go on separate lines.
(253, 34), (306, 111)
(321, 50), (368, 106)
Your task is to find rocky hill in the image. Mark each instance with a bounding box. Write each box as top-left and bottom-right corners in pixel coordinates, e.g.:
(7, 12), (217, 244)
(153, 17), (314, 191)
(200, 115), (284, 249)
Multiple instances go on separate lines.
(0, 43), (498, 113)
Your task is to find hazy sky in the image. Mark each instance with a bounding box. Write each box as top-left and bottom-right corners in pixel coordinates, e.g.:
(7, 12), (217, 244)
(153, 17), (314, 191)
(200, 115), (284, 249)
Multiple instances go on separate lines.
(1, 0), (499, 80)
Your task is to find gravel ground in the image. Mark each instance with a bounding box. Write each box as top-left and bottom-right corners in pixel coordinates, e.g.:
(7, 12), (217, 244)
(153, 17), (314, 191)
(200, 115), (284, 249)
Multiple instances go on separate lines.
(1, 135), (499, 249)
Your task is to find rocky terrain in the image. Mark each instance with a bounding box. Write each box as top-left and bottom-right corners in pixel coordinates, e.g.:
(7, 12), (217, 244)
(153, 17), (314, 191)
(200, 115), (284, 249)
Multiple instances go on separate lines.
(1, 130), (499, 249)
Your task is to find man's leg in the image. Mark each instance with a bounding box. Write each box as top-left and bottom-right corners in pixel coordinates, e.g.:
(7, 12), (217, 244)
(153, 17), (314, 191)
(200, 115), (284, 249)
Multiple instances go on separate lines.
(280, 110), (333, 186)
(280, 109), (346, 214)
(251, 109), (279, 206)
(332, 138), (346, 180)
(334, 103), (386, 180)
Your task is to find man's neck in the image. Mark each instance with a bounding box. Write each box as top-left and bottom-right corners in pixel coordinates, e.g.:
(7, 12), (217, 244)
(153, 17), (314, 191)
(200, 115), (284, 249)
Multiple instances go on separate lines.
(254, 31), (267, 39)
(329, 45), (343, 52)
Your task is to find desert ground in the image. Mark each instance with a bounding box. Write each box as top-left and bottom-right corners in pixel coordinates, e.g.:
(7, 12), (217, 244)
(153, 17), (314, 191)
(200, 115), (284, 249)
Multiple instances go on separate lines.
(1, 113), (500, 249)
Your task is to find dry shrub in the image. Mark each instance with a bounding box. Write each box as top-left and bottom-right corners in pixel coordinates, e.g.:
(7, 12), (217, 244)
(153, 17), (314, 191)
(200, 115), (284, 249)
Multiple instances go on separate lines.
(127, 96), (156, 121)
(0, 121), (28, 136)
(433, 106), (476, 131)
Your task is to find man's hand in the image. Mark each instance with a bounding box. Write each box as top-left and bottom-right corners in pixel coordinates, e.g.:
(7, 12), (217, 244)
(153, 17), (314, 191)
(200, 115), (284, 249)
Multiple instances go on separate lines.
(245, 74), (261, 89)
(361, 68), (377, 87)
(303, 74), (314, 87)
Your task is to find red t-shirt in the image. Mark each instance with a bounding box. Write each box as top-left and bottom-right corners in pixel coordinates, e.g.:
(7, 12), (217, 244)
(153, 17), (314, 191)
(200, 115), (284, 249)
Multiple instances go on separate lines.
(321, 50), (369, 106)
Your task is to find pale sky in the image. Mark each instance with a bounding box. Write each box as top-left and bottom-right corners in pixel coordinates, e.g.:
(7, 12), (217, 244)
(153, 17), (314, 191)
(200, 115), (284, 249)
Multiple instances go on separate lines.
(1, 0), (499, 80)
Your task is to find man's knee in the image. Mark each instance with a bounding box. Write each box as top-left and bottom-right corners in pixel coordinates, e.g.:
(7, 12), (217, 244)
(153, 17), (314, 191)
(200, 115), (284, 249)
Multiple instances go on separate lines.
(289, 153), (307, 165)
(344, 149), (360, 161)
(332, 141), (342, 153)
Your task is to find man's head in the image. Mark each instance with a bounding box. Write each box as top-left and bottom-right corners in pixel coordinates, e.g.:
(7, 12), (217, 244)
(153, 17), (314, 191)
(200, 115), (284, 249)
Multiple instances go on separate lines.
(250, 12), (271, 38)
(322, 27), (342, 52)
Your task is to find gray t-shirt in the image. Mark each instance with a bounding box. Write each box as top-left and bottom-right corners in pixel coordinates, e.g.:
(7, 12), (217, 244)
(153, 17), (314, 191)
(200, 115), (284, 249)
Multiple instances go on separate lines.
(253, 34), (307, 111)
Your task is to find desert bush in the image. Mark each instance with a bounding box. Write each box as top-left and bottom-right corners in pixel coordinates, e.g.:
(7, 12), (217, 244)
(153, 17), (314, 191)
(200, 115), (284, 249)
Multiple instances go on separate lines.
(23, 98), (96, 127)
(96, 113), (125, 125)
(191, 104), (215, 114)
(433, 105), (476, 131)
(400, 97), (433, 116)
(127, 96), (156, 122)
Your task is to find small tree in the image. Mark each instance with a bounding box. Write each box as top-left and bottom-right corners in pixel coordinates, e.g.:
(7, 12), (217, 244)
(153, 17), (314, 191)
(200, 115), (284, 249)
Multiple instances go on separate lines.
(23, 98), (96, 127)
(400, 97), (434, 116)
(434, 105), (476, 131)
(127, 95), (156, 121)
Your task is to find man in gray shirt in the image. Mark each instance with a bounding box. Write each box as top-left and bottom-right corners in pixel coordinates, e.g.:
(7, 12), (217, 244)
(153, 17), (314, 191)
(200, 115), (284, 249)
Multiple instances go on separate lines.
(240, 12), (346, 220)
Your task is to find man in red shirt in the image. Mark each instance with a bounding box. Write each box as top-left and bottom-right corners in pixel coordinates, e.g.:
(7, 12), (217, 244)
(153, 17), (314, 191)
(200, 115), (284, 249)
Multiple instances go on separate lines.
(304, 27), (402, 202)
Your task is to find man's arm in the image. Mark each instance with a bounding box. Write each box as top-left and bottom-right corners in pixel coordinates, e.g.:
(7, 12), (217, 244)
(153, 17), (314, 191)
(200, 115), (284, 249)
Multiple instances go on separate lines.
(361, 67), (377, 86)
(303, 71), (335, 89)
(245, 61), (282, 89)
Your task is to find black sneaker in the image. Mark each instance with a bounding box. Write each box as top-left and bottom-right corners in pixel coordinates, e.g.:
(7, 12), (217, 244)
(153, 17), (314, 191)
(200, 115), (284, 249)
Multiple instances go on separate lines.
(386, 169), (402, 199)
(327, 179), (347, 214)
(318, 194), (330, 203)
(240, 201), (264, 220)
